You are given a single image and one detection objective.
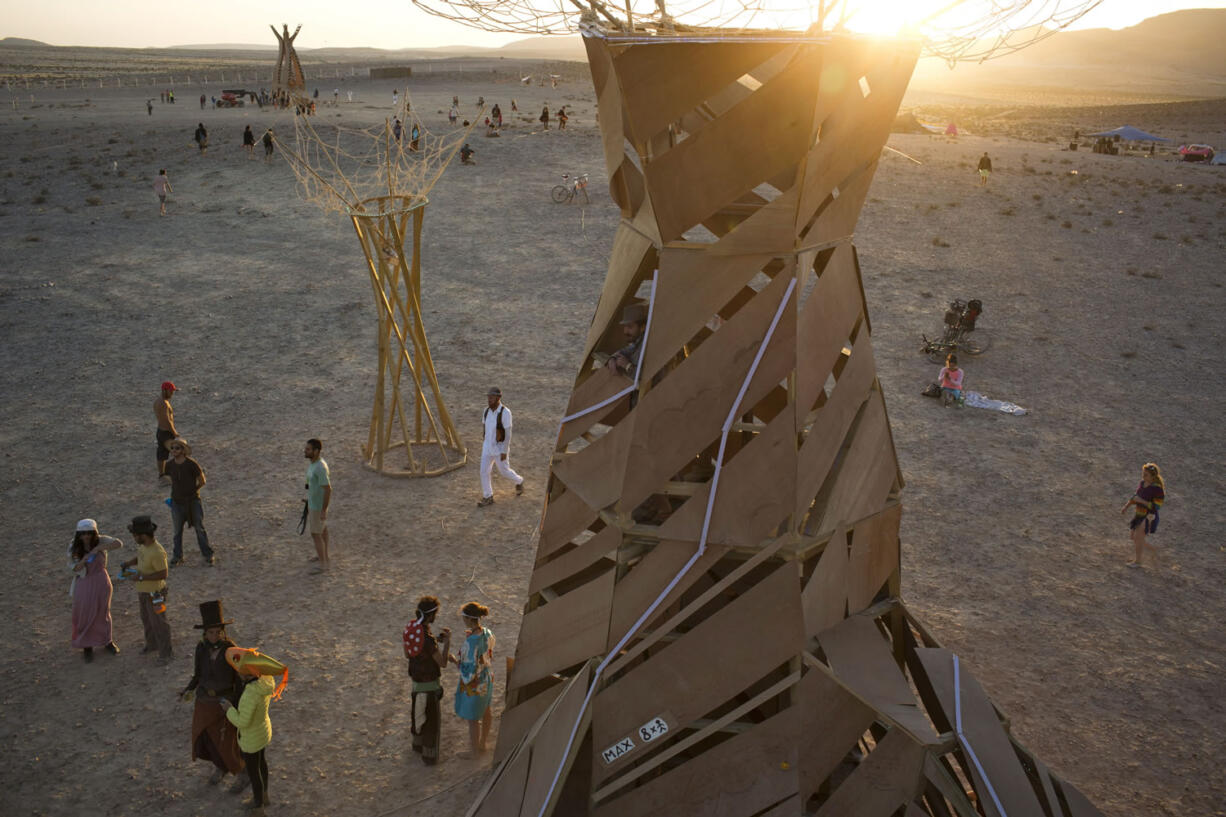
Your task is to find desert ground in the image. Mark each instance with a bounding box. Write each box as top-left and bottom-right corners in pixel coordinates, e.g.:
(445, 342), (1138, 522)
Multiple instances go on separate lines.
(1, 57), (1224, 817)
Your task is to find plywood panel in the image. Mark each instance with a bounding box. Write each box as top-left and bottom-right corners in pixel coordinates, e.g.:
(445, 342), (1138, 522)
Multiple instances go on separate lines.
(818, 615), (939, 744)
(518, 663), (594, 817)
(612, 40), (793, 147)
(581, 226), (656, 363)
(794, 339), (878, 520)
(809, 392), (898, 539)
(551, 413), (636, 513)
(801, 530), (848, 639)
(606, 539), (730, 652)
(592, 563), (803, 778)
(510, 570), (615, 691)
(470, 741), (531, 817)
(495, 680), (564, 763)
(813, 727), (925, 817)
(530, 524), (621, 596)
(795, 244), (866, 415)
(706, 186), (804, 258)
(801, 160), (878, 249)
(644, 48), (822, 241)
(593, 700), (800, 817)
(792, 666), (879, 802)
(538, 487), (599, 560)
(915, 648), (1046, 817)
(657, 406), (797, 547)
(560, 367), (635, 445)
(1059, 780), (1106, 817)
(846, 503), (902, 612)
(619, 270), (796, 512)
(641, 246), (773, 379)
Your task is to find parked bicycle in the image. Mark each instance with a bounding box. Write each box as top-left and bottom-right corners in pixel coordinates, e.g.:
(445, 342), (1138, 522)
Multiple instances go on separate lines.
(921, 298), (990, 364)
(551, 172), (589, 205)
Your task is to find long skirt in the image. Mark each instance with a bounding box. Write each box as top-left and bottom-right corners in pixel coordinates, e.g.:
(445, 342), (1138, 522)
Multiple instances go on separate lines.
(191, 697), (244, 774)
(71, 553), (113, 649)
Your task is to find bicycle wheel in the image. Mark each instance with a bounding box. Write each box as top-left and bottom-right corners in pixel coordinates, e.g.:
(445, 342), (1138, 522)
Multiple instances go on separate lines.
(927, 346), (949, 365)
(551, 185), (569, 203)
(960, 330), (990, 355)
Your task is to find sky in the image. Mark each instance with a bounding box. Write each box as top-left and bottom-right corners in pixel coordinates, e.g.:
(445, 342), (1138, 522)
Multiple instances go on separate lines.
(4, 0), (1224, 50)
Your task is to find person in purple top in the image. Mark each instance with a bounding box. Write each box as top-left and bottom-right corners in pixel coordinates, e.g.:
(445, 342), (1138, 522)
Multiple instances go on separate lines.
(1121, 462), (1165, 568)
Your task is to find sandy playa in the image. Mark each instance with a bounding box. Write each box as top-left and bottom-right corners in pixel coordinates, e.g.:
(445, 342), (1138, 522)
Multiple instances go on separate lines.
(1, 64), (1225, 817)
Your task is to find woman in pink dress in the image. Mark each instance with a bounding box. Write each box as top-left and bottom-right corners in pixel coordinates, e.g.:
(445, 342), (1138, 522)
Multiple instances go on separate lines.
(70, 519), (121, 662)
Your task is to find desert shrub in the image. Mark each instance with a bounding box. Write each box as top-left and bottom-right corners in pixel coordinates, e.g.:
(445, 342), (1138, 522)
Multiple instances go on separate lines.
(1120, 351), (1137, 358)
(1158, 185), (1174, 194)
(1141, 271), (1162, 279)
(85, 196), (102, 206)
(1062, 221), (1072, 228)
(931, 237), (950, 247)
(31, 194), (46, 204)
(1000, 207), (1016, 216)
(1032, 193), (1042, 201)
(25, 235), (39, 242)
(1045, 213), (1056, 220)
(1101, 218), (1114, 227)
(1152, 232), (1168, 240)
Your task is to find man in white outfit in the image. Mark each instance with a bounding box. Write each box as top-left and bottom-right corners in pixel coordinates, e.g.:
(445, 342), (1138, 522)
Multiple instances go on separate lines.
(478, 387), (525, 507)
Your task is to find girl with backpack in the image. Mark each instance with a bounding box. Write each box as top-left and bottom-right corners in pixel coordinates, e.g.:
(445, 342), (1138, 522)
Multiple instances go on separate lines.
(404, 596), (451, 765)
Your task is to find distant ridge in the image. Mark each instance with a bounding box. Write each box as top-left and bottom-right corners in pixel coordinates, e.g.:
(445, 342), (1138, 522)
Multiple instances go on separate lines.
(0, 37), (49, 48)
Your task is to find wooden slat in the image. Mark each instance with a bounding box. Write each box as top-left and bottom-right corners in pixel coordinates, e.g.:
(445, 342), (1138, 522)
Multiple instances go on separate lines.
(643, 47), (822, 242)
(640, 246), (773, 379)
(706, 186), (804, 257)
(794, 341), (877, 520)
(795, 244), (866, 416)
(657, 405), (797, 547)
(813, 728), (926, 817)
(1026, 749), (1069, 817)
(580, 225), (656, 364)
(592, 691), (801, 817)
(470, 740), (532, 817)
(801, 528), (848, 639)
(529, 524), (621, 596)
(605, 539), (730, 653)
(494, 680), (563, 763)
(560, 367), (634, 445)
(818, 615), (939, 744)
(807, 392), (898, 540)
(800, 160), (878, 249)
(1057, 778), (1107, 817)
(550, 413), (636, 515)
(618, 269), (796, 513)
(509, 570), (615, 691)
(583, 36), (633, 207)
(612, 40), (793, 148)
(592, 563), (803, 779)
(915, 649), (1046, 817)
(846, 504), (902, 613)
(538, 487), (599, 560)
(792, 666), (879, 803)
(922, 753), (986, 817)
(517, 663), (595, 817)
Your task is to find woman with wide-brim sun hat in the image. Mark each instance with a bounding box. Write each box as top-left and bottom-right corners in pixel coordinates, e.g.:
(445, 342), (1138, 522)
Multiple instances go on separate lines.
(69, 519), (122, 662)
(219, 647), (288, 815)
(1121, 462), (1165, 568)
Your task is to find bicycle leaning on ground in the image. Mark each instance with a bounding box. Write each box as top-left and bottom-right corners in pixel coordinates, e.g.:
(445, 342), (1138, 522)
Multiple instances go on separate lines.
(551, 172), (589, 205)
(921, 298), (990, 364)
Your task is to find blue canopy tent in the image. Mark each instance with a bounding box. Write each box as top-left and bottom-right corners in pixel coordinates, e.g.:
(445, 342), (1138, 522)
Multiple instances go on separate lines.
(1088, 125), (1170, 142)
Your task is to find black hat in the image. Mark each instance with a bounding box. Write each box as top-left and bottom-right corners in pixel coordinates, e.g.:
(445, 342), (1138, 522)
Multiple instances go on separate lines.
(194, 600), (234, 630)
(128, 515), (157, 536)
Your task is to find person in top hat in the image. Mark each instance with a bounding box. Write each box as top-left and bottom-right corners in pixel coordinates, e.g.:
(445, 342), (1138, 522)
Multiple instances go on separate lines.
(119, 515), (173, 663)
(180, 601), (245, 786)
(163, 437), (215, 567)
(607, 302), (648, 377)
(220, 647), (289, 814)
(155, 381), (179, 478)
(477, 387), (525, 507)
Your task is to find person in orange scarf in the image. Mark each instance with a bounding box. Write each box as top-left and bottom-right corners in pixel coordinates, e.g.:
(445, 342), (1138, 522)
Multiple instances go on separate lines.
(219, 647), (288, 815)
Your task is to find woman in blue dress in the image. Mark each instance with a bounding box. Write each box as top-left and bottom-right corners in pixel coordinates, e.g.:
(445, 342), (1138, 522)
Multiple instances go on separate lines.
(453, 602), (495, 754)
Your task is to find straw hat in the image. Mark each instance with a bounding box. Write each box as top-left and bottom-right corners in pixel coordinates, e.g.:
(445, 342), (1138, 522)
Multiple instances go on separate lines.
(165, 437), (192, 456)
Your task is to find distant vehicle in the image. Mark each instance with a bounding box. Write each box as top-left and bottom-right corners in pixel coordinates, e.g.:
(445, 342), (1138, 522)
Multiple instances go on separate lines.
(216, 90), (248, 108)
(1178, 144), (1215, 162)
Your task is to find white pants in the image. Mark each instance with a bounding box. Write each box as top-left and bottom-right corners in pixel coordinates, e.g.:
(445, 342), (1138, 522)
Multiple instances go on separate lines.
(480, 451), (523, 498)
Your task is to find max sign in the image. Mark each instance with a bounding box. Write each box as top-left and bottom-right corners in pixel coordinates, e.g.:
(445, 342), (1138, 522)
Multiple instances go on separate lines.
(601, 716), (671, 765)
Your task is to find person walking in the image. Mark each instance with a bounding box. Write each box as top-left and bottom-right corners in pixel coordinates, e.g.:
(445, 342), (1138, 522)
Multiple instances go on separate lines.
(404, 596), (451, 765)
(977, 152), (992, 186)
(1121, 462), (1165, 568)
(452, 602), (494, 755)
(477, 387), (524, 507)
(69, 518), (121, 662)
(303, 438), (331, 574)
(164, 437), (215, 567)
(155, 380), (178, 474)
(180, 601), (244, 786)
(242, 125), (255, 159)
(120, 515), (173, 664)
(153, 171), (173, 217)
(147, 99), (153, 116)
(220, 647), (289, 816)
(262, 129), (275, 162)
(194, 123), (209, 156)
(199, 93), (206, 110)
(539, 104), (550, 131)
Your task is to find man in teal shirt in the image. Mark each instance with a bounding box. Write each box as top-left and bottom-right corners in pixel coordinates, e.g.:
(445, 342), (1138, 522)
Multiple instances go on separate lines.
(303, 438), (331, 574)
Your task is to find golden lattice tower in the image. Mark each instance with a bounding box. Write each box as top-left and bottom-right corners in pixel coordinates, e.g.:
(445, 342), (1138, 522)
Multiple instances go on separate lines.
(271, 23), (306, 98)
(469, 27), (1104, 817)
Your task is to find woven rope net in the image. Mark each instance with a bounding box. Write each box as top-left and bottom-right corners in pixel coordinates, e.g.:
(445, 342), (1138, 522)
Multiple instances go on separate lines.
(411, 0), (1105, 63)
(276, 95), (477, 215)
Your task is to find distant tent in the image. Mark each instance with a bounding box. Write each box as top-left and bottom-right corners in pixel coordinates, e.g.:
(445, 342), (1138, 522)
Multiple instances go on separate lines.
(1087, 125), (1170, 142)
(891, 111), (930, 134)
(944, 122), (958, 136)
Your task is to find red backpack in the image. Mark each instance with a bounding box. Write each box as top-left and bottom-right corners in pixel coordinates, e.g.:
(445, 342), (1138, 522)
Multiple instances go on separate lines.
(403, 618), (427, 658)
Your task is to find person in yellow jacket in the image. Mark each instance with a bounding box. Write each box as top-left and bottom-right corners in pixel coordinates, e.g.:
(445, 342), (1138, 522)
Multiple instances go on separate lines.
(219, 647), (288, 815)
